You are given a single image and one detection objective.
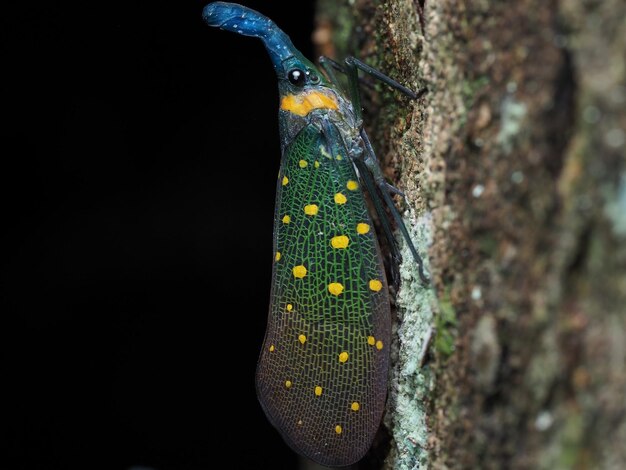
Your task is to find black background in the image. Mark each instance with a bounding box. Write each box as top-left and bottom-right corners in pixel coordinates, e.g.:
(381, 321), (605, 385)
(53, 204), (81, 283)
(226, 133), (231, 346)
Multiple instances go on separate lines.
(3, 1), (316, 468)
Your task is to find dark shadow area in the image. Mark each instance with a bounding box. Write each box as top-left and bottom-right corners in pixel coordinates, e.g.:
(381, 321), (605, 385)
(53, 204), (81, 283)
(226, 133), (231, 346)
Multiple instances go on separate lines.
(2, 1), (316, 468)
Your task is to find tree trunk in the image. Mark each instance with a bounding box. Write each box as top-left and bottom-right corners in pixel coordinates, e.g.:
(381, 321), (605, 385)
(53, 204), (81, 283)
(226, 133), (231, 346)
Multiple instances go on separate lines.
(315, 0), (626, 468)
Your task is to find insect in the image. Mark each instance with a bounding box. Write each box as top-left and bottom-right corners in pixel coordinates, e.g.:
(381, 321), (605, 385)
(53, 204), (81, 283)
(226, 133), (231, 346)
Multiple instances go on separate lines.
(203, 2), (427, 466)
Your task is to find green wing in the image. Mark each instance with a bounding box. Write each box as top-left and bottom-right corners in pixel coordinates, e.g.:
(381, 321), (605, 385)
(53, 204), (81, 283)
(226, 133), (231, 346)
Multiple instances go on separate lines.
(256, 124), (391, 467)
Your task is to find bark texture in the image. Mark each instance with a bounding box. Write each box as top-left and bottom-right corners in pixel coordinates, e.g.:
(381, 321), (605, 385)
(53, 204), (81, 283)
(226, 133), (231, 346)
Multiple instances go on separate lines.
(315, 0), (626, 469)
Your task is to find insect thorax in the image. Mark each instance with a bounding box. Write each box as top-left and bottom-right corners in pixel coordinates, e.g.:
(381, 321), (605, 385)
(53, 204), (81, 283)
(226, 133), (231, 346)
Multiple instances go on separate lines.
(277, 86), (361, 159)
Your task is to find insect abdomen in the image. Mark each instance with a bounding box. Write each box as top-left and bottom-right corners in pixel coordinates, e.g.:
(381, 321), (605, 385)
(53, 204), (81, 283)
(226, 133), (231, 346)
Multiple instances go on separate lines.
(256, 125), (390, 466)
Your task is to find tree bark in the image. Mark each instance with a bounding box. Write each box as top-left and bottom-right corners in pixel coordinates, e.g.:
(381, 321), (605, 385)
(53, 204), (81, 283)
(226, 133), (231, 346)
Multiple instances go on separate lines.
(316, 0), (626, 469)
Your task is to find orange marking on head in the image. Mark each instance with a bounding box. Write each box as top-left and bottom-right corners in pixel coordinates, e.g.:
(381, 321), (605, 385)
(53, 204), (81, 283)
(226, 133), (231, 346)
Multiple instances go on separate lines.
(280, 90), (339, 117)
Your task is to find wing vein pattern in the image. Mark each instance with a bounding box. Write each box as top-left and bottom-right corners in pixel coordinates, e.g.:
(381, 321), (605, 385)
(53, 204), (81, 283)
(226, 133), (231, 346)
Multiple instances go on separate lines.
(256, 123), (391, 466)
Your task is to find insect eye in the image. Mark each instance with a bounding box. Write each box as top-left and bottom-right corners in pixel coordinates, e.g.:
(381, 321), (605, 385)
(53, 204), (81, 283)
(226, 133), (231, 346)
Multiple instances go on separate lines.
(287, 68), (306, 86)
(309, 73), (320, 84)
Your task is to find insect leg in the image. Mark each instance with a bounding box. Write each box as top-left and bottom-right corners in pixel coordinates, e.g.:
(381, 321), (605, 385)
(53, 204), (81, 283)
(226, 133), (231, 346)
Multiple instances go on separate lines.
(384, 181), (406, 198)
(360, 128), (429, 286)
(327, 55), (429, 284)
(330, 56), (428, 124)
(325, 54), (426, 126)
(352, 155), (404, 285)
(319, 56), (427, 100)
(344, 56), (427, 100)
(318, 56), (344, 89)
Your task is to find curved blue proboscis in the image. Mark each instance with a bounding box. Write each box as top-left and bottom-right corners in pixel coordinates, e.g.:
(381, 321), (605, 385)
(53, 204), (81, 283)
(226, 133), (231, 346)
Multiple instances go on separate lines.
(202, 2), (298, 73)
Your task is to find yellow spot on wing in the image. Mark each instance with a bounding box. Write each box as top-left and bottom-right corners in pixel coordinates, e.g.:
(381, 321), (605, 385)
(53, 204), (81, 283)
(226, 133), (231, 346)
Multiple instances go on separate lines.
(351, 402), (360, 411)
(282, 176), (289, 186)
(293, 265), (307, 278)
(282, 215), (291, 224)
(334, 193), (347, 205)
(304, 204), (319, 216)
(335, 425), (343, 434)
(298, 334), (307, 344)
(315, 386), (323, 396)
(347, 180), (359, 191)
(275, 251), (281, 261)
(356, 223), (370, 234)
(335, 154), (343, 161)
(369, 279), (383, 292)
(330, 235), (349, 249)
(328, 282), (344, 296)
(338, 351), (349, 363)
(367, 336), (376, 346)
(280, 90), (339, 117)
(314, 161), (320, 168)
(285, 380), (292, 388)
(269, 344), (275, 352)
(376, 340), (384, 350)
(286, 303), (293, 312)
(299, 159), (308, 168)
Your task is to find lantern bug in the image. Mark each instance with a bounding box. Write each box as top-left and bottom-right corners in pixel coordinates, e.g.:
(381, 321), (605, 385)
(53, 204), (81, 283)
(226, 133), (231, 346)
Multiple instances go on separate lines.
(202, 2), (427, 466)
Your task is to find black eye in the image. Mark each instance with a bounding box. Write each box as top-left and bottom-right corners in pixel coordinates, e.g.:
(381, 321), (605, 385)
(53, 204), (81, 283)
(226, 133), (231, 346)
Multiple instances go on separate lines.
(287, 68), (306, 86)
